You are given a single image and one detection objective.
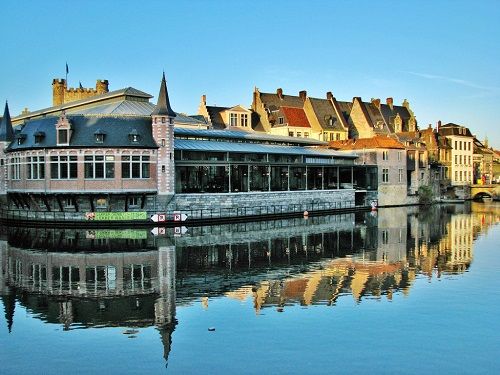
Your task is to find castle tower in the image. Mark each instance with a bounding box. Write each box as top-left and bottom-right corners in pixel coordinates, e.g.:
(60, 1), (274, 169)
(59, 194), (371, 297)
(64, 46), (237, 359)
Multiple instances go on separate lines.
(52, 79), (67, 106)
(151, 73), (176, 201)
(0, 102), (14, 200)
(96, 79), (109, 94)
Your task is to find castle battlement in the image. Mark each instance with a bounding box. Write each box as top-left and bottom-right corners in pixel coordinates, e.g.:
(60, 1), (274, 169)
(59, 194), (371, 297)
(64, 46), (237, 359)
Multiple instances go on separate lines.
(52, 78), (109, 106)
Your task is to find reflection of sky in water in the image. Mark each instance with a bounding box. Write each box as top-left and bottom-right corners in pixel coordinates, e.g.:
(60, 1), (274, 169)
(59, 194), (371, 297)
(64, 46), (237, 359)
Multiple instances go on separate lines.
(0, 203), (499, 374)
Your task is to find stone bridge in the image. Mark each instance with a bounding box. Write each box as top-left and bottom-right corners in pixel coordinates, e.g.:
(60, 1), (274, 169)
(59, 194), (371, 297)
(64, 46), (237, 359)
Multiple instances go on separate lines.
(470, 184), (500, 200)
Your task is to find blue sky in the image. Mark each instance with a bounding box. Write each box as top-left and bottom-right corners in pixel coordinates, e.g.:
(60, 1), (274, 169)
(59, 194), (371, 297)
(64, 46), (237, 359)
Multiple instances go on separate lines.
(1, 0), (499, 147)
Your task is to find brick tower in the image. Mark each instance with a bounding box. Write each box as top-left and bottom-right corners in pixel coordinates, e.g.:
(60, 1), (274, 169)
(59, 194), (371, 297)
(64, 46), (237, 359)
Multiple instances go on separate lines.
(151, 73), (176, 202)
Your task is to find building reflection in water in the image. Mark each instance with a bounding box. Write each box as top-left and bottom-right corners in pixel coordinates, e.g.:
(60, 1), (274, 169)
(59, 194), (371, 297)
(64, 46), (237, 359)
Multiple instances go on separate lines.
(0, 203), (498, 363)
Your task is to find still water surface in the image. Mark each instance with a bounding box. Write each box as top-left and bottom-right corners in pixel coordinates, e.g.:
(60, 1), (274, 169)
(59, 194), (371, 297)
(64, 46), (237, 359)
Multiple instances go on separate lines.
(1, 203), (499, 374)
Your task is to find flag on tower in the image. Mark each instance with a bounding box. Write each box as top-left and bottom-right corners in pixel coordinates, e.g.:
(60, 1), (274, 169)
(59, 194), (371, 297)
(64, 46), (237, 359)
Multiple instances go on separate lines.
(66, 63), (69, 75)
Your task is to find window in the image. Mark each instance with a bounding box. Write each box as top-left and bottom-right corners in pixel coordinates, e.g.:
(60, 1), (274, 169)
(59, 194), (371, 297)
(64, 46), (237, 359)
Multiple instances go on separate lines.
(121, 155), (150, 178)
(468, 142), (471, 151)
(336, 133), (340, 141)
(128, 196), (139, 206)
(459, 155), (462, 164)
(94, 130), (105, 144)
(382, 230), (389, 244)
(161, 139), (166, 147)
(455, 155), (458, 164)
(278, 117), (284, 125)
(460, 171), (463, 181)
(58, 129), (68, 144)
(26, 156), (45, 180)
(399, 168), (403, 183)
(455, 140), (457, 149)
(288, 131), (294, 137)
(382, 151), (388, 161)
(50, 155), (77, 179)
(459, 141), (462, 150)
(297, 132), (302, 137)
(382, 168), (389, 183)
(304, 132), (309, 138)
(455, 171), (458, 181)
(241, 113), (248, 127)
(10, 156), (21, 180)
(85, 155), (115, 179)
(398, 151), (402, 161)
(468, 156), (471, 165)
(230, 113), (238, 126)
(34, 131), (45, 144)
(128, 130), (140, 143)
(65, 197), (74, 208)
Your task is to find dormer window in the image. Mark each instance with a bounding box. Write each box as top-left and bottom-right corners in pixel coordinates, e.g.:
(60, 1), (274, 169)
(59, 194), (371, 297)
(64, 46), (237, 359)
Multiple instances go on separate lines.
(17, 134), (26, 145)
(94, 129), (106, 144)
(229, 113), (238, 127)
(278, 117), (284, 125)
(34, 131), (45, 144)
(58, 129), (68, 144)
(56, 111), (72, 145)
(162, 117), (166, 124)
(129, 129), (140, 143)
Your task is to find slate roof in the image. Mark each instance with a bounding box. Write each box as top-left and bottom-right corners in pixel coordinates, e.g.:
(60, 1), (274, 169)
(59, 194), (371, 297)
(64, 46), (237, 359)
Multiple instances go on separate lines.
(379, 104), (412, 132)
(7, 115), (157, 151)
(281, 106), (311, 128)
(309, 97), (345, 131)
(0, 102), (14, 142)
(363, 102), (388, 134)
(259, 92), (304, 109)
(328, 136), (405, 150)
(336, 101), (353, 125)
(438, 123), (474, 137)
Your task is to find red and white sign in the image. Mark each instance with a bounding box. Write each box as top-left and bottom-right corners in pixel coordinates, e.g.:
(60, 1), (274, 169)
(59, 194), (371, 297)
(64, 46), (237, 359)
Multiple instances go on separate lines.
(173, 211), (188, 222)
(151, 227), (166, 236)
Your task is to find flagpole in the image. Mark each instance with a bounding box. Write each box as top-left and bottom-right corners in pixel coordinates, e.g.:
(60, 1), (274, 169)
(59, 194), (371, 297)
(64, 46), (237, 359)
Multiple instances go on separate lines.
(65, 62), (68, 87)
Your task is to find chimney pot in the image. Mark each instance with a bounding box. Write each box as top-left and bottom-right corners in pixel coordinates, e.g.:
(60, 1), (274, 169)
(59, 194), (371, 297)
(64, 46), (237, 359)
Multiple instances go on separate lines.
(371, 98), (381, 109)
(277, 88), (283, 99)
(326, 91), (334, 100)
(299, 90), (307, 101)
(386, 97), (394, 108)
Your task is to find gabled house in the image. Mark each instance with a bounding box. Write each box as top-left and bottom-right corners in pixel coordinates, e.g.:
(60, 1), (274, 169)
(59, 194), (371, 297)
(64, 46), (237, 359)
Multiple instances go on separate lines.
(349, 97), (417, 139)
(252, 88), (321, 139)
(198, 95), (251, 131)
(303, 92), (349, 141)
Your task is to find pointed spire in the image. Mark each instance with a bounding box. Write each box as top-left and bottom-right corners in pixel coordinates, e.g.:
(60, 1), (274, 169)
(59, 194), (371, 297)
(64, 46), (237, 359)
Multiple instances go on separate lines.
(2, 293), (16, 333)
(152, 73), (176, 118)
(0, 101), (14, 142)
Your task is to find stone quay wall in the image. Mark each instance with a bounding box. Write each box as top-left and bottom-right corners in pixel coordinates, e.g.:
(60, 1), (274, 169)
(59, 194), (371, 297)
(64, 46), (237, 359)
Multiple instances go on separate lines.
(168, 189), (357, 220)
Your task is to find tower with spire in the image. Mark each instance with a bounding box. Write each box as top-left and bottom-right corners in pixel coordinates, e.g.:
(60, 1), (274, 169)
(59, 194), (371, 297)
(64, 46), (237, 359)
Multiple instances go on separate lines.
(0, 101), (14, 201)
(151, 73), (177, 201)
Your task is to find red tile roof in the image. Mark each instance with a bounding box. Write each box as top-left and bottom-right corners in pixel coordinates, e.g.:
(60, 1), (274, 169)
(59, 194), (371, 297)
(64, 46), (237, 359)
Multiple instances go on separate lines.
(328, 136), (406, 150)
(281, 106), (311, 128)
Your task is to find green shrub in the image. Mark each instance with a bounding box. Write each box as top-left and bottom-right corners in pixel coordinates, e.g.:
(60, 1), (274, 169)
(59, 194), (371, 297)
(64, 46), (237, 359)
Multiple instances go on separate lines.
(418, 185), (434, 205)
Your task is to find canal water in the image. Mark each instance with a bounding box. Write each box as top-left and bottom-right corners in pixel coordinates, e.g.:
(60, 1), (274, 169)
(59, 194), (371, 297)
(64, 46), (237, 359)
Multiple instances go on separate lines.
(0, 203), (499, 374)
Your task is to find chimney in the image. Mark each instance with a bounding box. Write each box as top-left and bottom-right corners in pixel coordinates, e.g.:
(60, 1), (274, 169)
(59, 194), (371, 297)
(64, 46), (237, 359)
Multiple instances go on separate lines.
(201, 94), (206, 105)
(299, 90), (307, 102)
(386, 97), (394, 109)
(371, 98), (381, 109)
(277, 88), (283, 99)
(437, 120), (441, 132)
(326, 91), (334, 100)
